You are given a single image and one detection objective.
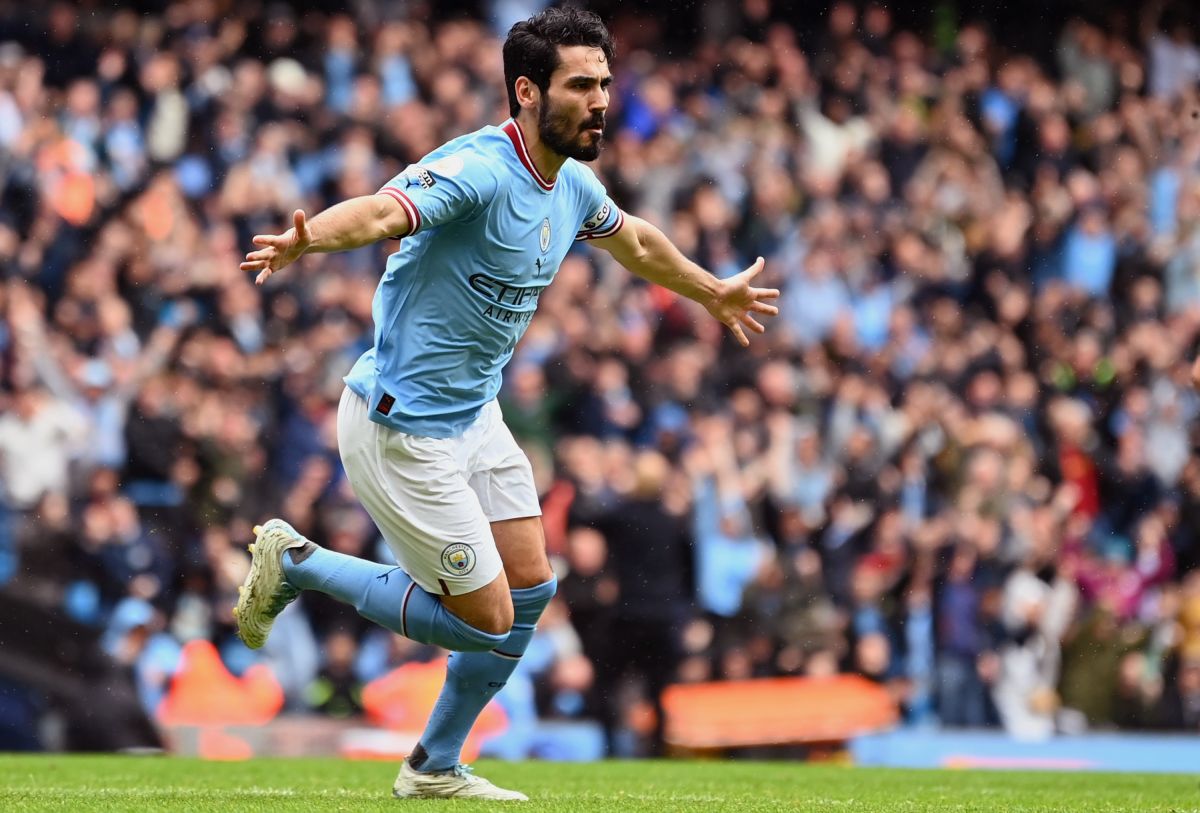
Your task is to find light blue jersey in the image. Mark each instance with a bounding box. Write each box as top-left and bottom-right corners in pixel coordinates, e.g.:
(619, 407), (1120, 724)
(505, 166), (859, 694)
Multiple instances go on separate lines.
(344, 119), (623, 438)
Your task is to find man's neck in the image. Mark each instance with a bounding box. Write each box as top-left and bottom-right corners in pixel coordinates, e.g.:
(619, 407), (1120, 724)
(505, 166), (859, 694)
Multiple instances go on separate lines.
(514, 115), (566, 182)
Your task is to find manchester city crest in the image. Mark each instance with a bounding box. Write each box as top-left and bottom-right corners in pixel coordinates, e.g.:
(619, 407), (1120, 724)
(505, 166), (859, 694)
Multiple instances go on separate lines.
(540, 218), (551, 253)
(441, 543), (477, 575)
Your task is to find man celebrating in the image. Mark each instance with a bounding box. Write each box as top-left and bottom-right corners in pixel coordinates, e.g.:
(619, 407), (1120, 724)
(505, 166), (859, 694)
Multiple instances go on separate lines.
(235, 8), (778, 801)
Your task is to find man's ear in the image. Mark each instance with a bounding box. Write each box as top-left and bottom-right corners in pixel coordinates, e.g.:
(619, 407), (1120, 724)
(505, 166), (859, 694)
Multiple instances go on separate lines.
(515, 76), (541, 111)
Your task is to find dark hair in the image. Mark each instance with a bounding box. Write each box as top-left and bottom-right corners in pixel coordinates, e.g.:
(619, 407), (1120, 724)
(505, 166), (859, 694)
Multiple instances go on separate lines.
(503, 8), (615, 118)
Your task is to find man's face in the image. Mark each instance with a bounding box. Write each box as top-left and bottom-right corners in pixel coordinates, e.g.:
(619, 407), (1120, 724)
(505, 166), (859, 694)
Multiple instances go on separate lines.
(537, 45), (611, 161)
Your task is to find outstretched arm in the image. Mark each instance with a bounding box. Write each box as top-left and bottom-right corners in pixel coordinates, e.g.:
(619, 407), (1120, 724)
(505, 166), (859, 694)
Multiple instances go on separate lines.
(590, 213), (780, 346)
(240, 194), (411, 285)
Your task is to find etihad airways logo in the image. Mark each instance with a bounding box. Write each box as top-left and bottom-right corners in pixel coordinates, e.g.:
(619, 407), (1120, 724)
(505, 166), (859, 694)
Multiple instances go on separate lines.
(469, 273), (545, 326)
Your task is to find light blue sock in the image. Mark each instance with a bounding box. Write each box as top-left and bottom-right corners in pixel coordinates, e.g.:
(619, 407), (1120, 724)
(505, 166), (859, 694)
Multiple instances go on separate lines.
(412, 576), (558, 773)
(282, 546), (506, 652)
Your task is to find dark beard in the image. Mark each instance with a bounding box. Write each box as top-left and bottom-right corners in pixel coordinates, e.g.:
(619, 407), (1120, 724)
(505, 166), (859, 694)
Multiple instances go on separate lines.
(538, 100), (603, 161)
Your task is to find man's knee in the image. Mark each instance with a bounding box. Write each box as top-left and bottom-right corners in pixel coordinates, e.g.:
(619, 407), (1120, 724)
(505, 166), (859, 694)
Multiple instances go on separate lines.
(452, 626), (506, 652)
(438, 570), (515, 637)
(508, 564), (556, 590)
(472, 601), (514, 637)
(443, 590), (514, 638)
(438, 600), (512, 651)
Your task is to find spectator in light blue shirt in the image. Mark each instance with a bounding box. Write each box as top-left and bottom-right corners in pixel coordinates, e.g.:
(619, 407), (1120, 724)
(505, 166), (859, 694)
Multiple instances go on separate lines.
(853, 275), (895, 351)
(692, 472), (768, 618)
(1149, 165), (1181, 238)
(1062, 206), (1116, 297)
(323, 17), (357, 114)
(782, 246), (851, 347)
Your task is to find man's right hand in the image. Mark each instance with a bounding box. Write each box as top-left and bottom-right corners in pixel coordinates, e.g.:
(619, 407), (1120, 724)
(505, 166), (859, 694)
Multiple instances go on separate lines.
(240, 209), (312, 285)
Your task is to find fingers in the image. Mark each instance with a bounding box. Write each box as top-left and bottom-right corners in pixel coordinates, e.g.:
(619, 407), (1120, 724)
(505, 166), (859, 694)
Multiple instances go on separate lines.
(242, 244), (277, 272)
(739, 312), (766, 334)
(247, 214), (304, 281)
(244, 248), (277, 262)
(749, 301), (779, 316)
(727, 319), (749, 347)
(252, 234), (287, 248)
(750, 286), (780, 300)
(742, 256), (765, 281)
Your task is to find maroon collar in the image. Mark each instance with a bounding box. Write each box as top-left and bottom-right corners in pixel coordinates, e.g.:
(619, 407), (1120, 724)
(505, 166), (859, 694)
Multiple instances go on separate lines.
(502, 119), (555, 191)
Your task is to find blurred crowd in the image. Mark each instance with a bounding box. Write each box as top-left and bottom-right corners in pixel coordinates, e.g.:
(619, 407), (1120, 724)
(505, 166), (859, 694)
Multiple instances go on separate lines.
(2, 0), (1200, 754)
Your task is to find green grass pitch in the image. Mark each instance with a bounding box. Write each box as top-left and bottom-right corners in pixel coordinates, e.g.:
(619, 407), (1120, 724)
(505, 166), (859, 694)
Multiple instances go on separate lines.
(0, 756), (1196, 812)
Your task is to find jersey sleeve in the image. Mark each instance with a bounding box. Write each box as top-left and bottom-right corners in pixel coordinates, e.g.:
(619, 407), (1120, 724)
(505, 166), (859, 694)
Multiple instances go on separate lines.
(573, 167), (624, 241)
(377, 152), (498, 237)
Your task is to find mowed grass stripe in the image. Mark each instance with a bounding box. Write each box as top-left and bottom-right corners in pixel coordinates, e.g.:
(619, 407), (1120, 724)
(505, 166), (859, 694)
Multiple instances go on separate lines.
(0, 756), (1196, 812)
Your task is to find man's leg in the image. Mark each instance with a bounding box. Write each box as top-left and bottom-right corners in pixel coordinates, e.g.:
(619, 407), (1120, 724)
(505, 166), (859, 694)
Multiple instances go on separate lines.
(393, 404), (549, 801)
(235, 388), (515, 653)
(406, 516), (556, 773)
(239, 390), (533, 799)
(234, 519), (512, 651)
(284, 528), (513, 642)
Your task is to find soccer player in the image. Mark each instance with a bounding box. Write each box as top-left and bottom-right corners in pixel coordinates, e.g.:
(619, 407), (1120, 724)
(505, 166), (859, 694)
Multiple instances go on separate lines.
(234, 8), (779, 801)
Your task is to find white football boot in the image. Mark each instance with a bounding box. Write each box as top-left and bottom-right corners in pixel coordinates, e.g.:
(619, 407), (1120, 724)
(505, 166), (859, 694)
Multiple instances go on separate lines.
(392, 759), (528, 801)
(232, 519), (311, 649)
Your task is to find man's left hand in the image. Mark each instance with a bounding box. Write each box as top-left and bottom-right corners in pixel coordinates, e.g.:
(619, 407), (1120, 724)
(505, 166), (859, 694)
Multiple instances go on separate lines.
(705, 257), (780, 347)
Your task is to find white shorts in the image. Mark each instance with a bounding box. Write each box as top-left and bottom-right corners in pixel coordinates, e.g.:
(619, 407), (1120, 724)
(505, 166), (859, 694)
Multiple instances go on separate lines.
(336, 387), (541, 596)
